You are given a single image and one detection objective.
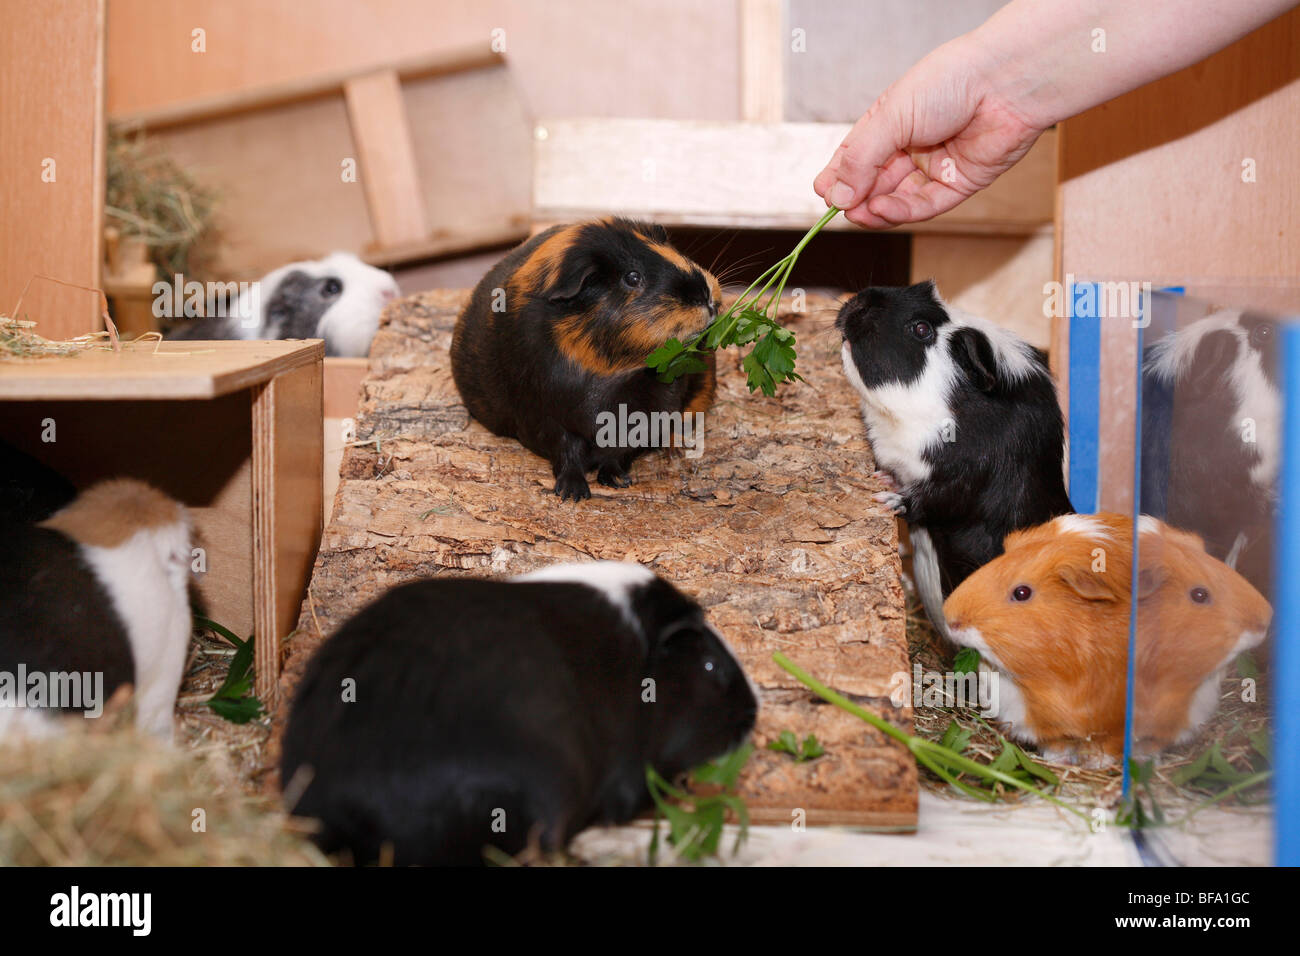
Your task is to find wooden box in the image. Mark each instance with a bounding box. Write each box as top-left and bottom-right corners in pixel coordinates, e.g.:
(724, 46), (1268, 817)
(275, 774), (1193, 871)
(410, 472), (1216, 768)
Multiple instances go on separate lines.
(0, 339), (324, 705)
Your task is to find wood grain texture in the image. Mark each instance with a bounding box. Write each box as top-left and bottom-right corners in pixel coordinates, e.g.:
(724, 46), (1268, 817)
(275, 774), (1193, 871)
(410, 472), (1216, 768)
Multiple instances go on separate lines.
(533, 119), (1055, 237)
(0, 0), (105, 340)
(740, 0), (785, 122)
(1057, 9), (1300, 512)
(343, 70), (431, 249)
(106, 0), (741, 123)
(252, 362), (324, 705)
(0, 339), (325, 400)
(274, 290), (917, 827)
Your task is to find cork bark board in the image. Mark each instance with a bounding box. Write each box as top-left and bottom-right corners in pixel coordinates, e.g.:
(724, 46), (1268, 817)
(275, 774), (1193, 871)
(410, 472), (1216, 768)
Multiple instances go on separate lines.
(276, 289), (917, 828)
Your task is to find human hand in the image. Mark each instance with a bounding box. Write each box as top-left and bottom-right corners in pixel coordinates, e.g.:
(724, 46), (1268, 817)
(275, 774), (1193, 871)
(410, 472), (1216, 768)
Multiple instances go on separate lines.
(813, 36), (1050, 228)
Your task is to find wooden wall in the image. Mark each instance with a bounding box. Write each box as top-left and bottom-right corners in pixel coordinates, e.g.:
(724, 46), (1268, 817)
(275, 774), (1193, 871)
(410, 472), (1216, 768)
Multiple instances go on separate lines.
(1057, 8), (1300, 514)
(106, 0), (741, 121)
(0, 0), (106, 340)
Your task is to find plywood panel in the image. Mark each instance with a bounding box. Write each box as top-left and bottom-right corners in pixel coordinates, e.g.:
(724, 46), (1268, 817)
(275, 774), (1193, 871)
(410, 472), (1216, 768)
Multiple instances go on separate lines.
(252, 362), (324, 704)
(0, 339), (325, 399)
(911, 231), (1054, 350)
(106, 0), (741, 122)
(142, 95), (374, 279)
(534, 119), (1055, 236)
(0, 0), (105, 339)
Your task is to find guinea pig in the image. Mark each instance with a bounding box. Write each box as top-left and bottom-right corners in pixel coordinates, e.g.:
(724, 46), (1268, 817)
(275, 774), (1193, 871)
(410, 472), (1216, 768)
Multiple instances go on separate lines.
(0, 439), (75, 525)
(279, 561), (758, 866)
(942, 513), (1271, 766)
(0, 479), (193, 740)
(450, 219), (720, 501)
(836, 280), (1073, 637)
(167, 251), (399, 357)
(1141, 309), (1280, 596)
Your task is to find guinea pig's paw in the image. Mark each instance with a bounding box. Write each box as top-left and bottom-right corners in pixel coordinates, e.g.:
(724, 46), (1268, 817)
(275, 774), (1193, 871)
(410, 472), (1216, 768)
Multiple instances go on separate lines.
(596, 464), (633, 489)
(871, 469), (899, 491)
(554, 472), (593, 502)
(872, 490), (907, 516)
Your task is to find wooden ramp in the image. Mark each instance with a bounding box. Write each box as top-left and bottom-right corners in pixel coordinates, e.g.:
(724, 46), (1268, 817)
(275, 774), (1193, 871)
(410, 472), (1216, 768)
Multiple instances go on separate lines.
(277, 290), (916, 828)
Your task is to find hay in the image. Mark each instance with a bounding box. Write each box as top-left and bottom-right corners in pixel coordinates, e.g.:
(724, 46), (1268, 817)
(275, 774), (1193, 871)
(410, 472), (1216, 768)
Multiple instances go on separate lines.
(106, 125), (217, 281)
(0, 717), (326, 866)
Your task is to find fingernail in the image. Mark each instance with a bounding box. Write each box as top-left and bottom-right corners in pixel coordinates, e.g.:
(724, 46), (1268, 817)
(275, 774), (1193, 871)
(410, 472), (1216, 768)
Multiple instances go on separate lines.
(828, 182), (854, 208)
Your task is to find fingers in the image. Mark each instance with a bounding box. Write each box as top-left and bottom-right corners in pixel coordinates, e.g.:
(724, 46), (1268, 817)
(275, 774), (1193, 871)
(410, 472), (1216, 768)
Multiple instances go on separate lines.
(866, 167), (969, 223)
(813, 98), (905, 213)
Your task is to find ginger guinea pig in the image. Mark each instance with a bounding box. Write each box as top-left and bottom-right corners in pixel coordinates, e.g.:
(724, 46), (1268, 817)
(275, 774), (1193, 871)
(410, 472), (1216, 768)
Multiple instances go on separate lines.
(943, 513), (1270, 767)
(450, 219), (720, 501)
(279, 562), (758, 866)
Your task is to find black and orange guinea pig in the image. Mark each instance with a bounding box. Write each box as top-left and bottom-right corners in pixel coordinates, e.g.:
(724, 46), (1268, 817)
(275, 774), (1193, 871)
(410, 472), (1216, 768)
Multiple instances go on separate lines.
(451, 219), (720, 501)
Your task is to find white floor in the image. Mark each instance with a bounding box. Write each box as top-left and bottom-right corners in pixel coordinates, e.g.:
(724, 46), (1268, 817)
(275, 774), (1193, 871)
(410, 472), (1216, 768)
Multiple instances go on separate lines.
(573, 791), (1273, 866)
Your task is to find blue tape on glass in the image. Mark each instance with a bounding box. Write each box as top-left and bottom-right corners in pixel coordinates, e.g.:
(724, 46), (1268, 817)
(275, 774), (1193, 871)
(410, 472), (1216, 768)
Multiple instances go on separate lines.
(1068, 283), (1101, 514)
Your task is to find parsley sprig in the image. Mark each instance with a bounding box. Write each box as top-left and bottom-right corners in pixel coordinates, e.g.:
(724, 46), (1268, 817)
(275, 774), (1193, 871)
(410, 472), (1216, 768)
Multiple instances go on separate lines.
(646, 207), (841, 396)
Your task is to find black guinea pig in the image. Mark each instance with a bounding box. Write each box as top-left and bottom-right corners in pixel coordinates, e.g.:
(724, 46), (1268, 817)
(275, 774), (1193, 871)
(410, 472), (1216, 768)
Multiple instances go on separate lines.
(278, 562), (758, 866)
(836, 280), (1073, 636)
(1141, 308), (1280, 596)
(0, 479), (193, 740)
(167, 251), (398, 357)
(450, 219), (720, 501)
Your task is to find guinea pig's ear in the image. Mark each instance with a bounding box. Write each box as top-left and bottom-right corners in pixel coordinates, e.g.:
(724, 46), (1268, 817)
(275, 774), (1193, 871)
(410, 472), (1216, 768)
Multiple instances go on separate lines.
(1136, 564), (1168, 600)
(1186, 329), (1240, 394)
(546, 258), (601, 304)
(1057, 563), (1126, 602)
(949, 326), (999, 392)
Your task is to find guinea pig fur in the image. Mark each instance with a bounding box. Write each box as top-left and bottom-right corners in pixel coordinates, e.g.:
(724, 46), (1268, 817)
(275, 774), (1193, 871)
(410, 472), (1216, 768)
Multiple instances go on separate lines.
(167, 251), (399, 357)
(942, 513), (1271, 766)
(0, 479), (193, 740)
(279, 561), (758, 866)
(836, 280), (1073, 637)
(1141, 309), (1280, 595)
(450, 219), (720, 502)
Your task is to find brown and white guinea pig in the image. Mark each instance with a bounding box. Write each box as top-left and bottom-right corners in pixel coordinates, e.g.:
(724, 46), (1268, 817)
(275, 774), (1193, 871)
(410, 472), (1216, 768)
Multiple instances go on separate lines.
(167, 251), (399, 357)
(0, 480), (193, 740)
(836, 281), (1073, 637)
(1141, 309), (1280, 596)
(450, 219), (720, 502)
(942, 513), (1271, 767)
(279, 562), (758, 866)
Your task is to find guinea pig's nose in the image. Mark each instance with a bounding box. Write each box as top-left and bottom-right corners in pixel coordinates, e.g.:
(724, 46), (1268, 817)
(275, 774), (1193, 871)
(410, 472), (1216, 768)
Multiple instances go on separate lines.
(708, 299), (719, 318)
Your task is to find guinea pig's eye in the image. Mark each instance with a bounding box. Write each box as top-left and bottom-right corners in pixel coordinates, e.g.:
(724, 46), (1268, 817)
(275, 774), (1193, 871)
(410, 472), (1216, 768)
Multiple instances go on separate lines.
(910, 321), (935, 342)
(1250, 323), (1274, 348)
(321, 278), (343, 297)
(1011, 584), (1033, 602)
(702, 655), (718, 675)
(622, 270), (643, 289)
(1190, 586), (1211, 604)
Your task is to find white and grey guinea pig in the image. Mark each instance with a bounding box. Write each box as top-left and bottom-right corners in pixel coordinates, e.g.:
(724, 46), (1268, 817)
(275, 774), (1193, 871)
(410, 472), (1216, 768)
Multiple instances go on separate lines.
(167, 252), (399, 357)
(1141, 309), (1280, 595)
(836, 280), (1074, 637)
(0, 480), (193, 741)
(279, 562), (759, 866)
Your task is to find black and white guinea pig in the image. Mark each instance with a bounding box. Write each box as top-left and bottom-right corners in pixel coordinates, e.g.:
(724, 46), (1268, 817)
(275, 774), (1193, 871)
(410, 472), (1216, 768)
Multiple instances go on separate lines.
(167, 251), (399, 357)
(0, 479), (192, 740)
(836, 280), (1073, 636)
(279, 562), (758, 866)
(1141, 309), (1280, 596)
(450, 219), (720, 502)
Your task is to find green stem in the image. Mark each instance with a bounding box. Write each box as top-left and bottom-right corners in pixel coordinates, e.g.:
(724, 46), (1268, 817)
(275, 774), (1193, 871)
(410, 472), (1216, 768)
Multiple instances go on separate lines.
(772, 652), (1091, 822)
